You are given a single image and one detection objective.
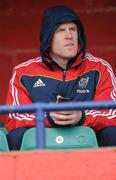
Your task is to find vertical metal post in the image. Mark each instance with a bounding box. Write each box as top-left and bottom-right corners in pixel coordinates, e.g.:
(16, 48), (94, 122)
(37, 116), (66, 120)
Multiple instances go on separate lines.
(36, 108), (45, 149)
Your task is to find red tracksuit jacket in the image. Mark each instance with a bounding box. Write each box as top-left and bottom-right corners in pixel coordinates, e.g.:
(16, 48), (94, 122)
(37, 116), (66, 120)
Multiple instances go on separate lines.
(5, 53), (116, 131)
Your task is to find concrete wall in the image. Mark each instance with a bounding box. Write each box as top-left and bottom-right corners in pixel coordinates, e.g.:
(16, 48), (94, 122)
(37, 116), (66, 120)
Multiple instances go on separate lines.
(0, 148), (116, 180)
(0, 0), (116, 105)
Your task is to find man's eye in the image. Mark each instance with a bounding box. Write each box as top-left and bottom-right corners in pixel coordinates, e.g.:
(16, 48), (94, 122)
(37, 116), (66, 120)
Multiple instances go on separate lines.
(70, 27), (77, 31)
(56, 29), (64, 32)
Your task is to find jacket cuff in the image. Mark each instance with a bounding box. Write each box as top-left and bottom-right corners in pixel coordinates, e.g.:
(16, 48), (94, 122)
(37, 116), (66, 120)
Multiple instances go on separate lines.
(47, 113), (57, 127)
(76, 110), (85, 125)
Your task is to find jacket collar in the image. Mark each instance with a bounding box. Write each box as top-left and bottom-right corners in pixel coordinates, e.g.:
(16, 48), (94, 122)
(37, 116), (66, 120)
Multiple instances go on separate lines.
(42, 47), (84, 70)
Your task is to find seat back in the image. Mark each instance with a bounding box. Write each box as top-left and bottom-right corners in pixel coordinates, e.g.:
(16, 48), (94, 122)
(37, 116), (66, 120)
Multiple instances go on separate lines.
(0, 130), (9, 152)
(0, 123), (8, 135)
(21, 126), (98, 150)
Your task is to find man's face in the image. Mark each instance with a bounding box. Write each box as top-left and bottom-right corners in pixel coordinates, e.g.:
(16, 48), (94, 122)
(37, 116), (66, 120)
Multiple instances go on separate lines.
(49, 22), (78, 62)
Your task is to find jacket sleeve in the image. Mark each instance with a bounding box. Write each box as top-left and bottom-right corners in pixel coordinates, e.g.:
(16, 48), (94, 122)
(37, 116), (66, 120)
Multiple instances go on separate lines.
(83, 60), (116, 132)
(5, 68), (51, 132)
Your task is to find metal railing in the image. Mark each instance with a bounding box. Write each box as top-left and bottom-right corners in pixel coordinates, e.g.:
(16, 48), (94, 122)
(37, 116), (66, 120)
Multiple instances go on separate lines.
(0, 101), (116, 149)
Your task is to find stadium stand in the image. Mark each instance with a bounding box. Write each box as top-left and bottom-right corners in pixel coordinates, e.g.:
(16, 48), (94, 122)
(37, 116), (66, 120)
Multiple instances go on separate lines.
(0, 101), (115, 151)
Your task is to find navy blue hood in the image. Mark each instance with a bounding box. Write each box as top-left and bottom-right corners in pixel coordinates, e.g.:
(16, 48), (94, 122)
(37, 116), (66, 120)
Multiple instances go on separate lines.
(40, 5), (86, 66)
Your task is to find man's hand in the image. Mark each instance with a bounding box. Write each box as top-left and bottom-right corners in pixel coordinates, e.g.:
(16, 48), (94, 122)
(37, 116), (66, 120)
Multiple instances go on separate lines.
(49, 110), (82, 125)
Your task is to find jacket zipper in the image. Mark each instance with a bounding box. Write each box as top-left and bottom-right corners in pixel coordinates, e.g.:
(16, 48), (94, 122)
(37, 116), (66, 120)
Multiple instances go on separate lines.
(63, 70), (66, 81)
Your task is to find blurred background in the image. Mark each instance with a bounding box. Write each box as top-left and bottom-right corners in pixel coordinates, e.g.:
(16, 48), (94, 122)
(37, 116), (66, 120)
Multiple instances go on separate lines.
(0, 0), (116, 105)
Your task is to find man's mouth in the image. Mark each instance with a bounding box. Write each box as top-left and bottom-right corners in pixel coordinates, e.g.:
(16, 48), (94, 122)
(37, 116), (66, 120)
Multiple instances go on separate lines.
(65, 43), (74, 47)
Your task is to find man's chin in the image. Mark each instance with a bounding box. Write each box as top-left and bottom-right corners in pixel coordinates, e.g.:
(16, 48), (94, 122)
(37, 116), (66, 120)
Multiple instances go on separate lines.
(64, 54), (77, 59)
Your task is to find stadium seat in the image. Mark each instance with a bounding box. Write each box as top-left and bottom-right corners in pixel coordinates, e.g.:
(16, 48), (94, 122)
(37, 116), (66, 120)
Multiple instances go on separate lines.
(20, 126), (98, 150)
(0, 123), (8, 135)
(0, 130), (9, 152)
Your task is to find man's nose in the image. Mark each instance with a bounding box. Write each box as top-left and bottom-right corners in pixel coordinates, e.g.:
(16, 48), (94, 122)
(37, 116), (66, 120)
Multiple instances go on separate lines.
(65, 30), (72, 39)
